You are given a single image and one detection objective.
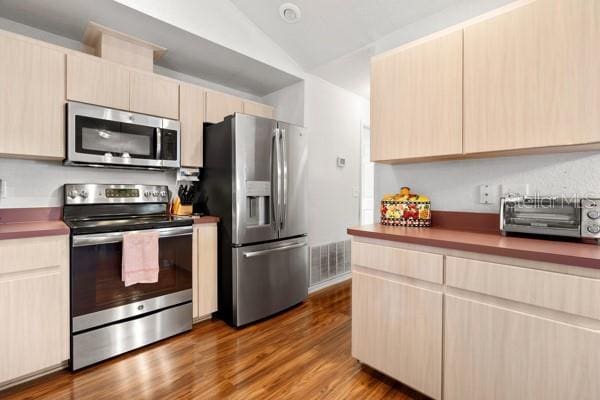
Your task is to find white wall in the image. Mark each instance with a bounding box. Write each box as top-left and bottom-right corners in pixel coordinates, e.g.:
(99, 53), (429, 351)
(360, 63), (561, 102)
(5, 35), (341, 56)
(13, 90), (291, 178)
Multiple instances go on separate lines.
(0, 159), (176, 208)
(261, 81), (305, 127)
(303, 75), (369, 246)
(375, 151), (600, 214)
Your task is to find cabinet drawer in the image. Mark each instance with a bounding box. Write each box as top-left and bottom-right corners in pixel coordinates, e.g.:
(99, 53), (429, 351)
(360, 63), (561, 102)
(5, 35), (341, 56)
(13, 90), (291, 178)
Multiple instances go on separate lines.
(0, 235), (69, 275)
(352, 241), (443, 283)
(446, 256), (600, 320)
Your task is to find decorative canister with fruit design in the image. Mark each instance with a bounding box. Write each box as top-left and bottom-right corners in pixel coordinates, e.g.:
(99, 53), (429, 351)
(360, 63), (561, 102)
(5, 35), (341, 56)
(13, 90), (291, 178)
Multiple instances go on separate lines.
(380, 187), (431, 227)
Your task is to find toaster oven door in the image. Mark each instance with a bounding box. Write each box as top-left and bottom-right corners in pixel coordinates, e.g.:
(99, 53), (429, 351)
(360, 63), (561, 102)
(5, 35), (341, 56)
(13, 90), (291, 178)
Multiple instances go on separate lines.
(501, 198), (581, 237)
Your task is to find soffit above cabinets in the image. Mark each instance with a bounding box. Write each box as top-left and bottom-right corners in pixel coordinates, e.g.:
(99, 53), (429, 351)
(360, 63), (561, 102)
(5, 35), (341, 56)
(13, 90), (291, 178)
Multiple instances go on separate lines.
(0, 0), (301, 96)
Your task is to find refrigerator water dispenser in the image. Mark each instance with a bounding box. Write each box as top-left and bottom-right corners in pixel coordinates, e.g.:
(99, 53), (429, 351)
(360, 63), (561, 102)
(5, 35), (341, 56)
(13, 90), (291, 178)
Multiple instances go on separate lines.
(246, 180), (271, 226)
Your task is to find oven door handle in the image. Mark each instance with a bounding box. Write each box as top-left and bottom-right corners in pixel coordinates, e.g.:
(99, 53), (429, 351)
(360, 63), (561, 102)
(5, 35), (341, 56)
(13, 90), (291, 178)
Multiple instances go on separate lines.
(72, 226), (193, 247)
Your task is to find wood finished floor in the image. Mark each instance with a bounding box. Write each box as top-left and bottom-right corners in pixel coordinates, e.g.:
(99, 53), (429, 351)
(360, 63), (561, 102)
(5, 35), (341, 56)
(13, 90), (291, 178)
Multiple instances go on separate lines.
(1, 280), (427, 400)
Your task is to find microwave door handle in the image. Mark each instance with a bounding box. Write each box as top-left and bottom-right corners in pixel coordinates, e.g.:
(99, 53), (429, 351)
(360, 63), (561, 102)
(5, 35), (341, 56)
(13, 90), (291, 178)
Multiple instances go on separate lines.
(280, 128), (288, 230)
(156, 127), (162, 159)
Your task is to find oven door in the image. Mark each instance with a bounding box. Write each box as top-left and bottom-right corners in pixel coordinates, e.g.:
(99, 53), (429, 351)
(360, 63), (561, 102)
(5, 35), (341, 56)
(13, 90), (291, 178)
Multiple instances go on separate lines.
(70, 226), (192, 332)
(66, 101), (180, 169)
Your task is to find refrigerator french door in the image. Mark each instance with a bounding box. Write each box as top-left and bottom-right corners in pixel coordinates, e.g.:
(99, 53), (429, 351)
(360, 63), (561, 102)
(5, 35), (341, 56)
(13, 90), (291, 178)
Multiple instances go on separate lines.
(201, 113), (308, 326)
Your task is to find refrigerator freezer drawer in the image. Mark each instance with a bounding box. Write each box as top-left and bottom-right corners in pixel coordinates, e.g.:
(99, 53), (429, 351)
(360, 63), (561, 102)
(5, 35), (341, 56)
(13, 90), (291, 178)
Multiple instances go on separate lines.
(233, 236), (309, 326)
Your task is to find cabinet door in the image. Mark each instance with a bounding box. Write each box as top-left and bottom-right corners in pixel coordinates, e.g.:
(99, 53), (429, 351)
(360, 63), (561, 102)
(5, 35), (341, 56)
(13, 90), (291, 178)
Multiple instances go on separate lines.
(0, 236), (69, 385)
(0, 34), (65, 159)
(192, 224), (218, 319)
(130, 71), (179, 119)
(464, 0), (600, 153)
(205, 91), (243, 123)
(180, 83), (205, 168)
(352, 271), (442, 399)
(445, 295), (600, 400)
(370, 30), (463, 162)
(66, 53), (130, 111)
(243, 100), (275, 119)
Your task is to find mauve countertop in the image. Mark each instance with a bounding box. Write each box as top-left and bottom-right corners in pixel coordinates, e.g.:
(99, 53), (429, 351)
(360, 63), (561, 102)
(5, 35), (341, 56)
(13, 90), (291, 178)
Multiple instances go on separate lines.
(192, 216), (220, 224)
(347, 224), (600, 270)
(0, 207), (69, 240)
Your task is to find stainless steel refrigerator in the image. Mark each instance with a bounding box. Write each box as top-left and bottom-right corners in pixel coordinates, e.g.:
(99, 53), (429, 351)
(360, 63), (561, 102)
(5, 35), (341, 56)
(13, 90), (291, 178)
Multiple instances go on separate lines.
(199, 113), (308, 327)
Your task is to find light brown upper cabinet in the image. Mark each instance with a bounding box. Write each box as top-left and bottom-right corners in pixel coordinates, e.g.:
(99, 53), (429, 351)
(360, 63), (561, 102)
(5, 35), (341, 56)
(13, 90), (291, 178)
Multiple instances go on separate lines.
(463, 0), (600, 154)
(0, 33), (65, 159)
(67, 53), (130, 111)
(130, 71), (179, 120)
(243, 100), (275, 119)
(179, 83), (205, 168)
(205, 91), (244, 123)
(370, 30), (463, 162)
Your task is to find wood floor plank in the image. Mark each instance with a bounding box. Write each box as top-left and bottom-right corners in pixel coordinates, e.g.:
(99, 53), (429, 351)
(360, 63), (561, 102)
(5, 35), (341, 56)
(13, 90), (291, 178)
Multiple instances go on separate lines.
(0, 280), (426, 399)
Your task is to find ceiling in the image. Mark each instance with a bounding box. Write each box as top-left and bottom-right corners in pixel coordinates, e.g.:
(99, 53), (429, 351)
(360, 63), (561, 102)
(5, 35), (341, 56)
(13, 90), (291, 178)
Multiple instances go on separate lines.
(0, 0), (301, 96)
(229, 0), (462, 72)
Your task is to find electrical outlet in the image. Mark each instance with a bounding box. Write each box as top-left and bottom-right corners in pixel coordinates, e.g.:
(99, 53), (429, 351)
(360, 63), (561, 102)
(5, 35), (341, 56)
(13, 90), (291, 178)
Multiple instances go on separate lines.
(352, 186), (359, 198)
(501, 184), (529, 197)
(0, 179), (6, 199)
(479, 184), (499, 205)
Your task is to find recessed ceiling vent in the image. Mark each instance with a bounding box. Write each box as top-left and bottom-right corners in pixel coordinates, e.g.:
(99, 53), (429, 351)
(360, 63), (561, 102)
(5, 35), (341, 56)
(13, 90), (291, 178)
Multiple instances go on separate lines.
(279, 3), (301, 23)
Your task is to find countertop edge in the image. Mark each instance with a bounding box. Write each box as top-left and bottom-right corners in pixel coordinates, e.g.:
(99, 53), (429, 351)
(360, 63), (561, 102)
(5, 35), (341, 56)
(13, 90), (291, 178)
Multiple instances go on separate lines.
(192, 216), (220, 224)
(347, 227), (600, 270)
(0, 222), (70, 241)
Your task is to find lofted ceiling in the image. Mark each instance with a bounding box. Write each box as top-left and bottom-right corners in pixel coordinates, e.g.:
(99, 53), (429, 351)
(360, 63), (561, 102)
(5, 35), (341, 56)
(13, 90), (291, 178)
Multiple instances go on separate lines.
(230, 0), (462, 70)
(0, 0), (302, 97)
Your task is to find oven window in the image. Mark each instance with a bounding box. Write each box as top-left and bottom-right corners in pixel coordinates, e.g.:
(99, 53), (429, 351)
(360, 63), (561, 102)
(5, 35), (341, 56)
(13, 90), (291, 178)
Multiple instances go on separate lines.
(71, 235), (192, 317)
(75, 116), (157, 159)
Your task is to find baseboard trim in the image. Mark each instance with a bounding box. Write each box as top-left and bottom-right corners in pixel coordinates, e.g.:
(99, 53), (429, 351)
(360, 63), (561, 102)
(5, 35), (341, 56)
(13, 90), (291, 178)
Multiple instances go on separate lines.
(193, 314), (213, 324)
(0, 360), (68, 392)
(309, 273), (351, 294)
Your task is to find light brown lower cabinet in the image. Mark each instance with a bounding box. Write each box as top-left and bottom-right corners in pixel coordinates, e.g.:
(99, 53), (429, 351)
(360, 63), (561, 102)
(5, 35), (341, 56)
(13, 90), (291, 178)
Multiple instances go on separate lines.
(352, 270), (443, 400)
(444, 295), (600, 400)
(351, 237), (600, 400)
(0, 235), (69, 388)
(192, 223), (218, 320)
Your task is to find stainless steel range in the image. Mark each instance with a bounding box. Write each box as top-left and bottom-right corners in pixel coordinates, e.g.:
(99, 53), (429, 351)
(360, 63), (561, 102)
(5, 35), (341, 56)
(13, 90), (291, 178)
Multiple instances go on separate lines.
(63, 183), (193, 370)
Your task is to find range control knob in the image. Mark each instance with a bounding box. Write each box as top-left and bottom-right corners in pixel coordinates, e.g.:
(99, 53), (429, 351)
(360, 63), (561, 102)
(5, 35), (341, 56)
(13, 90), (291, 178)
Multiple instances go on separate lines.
(67, 190), (78, 199)
(152, 191), (159, 196)
(587, 210), (600, 220)
(79, 190), (88, 199)
(144, 191), (152, 197)
(160, 191), (167, 197)
(587, 224), (600, 234)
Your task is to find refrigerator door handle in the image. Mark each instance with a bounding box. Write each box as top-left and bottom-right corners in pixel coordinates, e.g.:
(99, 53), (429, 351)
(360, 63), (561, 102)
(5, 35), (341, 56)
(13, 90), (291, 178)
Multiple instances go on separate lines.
(243, 242), (307, 258)
(280, 128), (288, 230)
(271, 128), (282, 234)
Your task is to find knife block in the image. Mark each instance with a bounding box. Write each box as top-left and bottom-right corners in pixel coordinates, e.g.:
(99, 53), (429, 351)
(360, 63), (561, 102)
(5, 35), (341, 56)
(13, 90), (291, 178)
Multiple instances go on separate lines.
(174, 204), (193, 216)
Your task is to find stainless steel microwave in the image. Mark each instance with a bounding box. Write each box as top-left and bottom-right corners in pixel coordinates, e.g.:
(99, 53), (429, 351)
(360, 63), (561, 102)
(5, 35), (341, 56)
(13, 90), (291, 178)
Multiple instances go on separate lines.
(66, 101), (181, 169)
